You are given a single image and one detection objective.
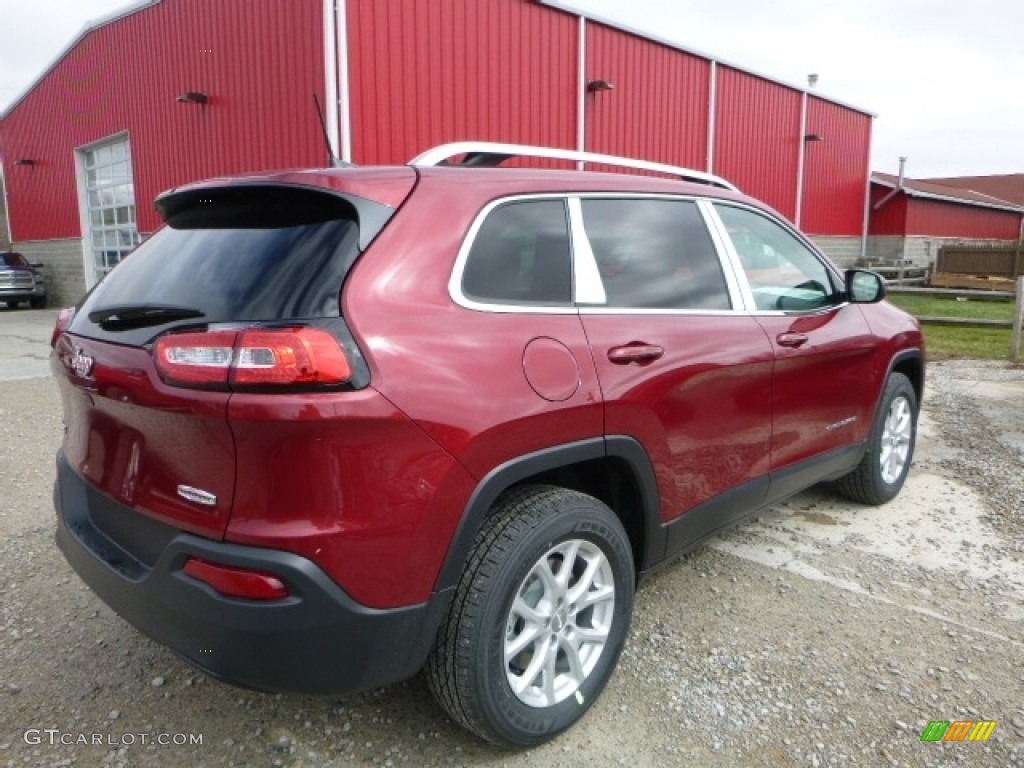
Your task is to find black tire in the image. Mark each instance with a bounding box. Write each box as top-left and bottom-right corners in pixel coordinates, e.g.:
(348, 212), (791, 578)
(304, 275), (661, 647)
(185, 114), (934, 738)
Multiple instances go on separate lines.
(426, 485), (635, 747)
(4, 301), (18, 309)
(835, 372), (917, 505)
(29, 296), (47, 309)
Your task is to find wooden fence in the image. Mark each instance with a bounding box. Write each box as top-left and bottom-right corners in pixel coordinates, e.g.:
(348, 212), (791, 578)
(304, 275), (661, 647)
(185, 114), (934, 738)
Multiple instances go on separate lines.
(888, 281), (1023, 362)
(936, 244), (1024, 278)
(1015, 277), (1024, 362)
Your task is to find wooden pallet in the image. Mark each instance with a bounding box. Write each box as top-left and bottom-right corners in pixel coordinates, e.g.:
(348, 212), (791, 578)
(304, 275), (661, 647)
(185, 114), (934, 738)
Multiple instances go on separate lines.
(929, 273), (1018, 293)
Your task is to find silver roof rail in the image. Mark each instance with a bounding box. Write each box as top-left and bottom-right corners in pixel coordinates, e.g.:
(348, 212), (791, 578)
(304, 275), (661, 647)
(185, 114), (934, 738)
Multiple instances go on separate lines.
(409, 142), (739, 192)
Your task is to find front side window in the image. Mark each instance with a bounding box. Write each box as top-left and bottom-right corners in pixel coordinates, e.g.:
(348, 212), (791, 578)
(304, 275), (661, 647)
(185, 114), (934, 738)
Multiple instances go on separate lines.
(579, 198), (731, 310)
(715, 204), (837, 312)
(461, 200), (572, 306)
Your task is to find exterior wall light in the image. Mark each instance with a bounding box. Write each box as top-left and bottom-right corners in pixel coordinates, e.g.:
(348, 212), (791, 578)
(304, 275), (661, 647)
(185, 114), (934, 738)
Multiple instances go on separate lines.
(587, 79), (615, 93)
(176, 91), (209, 104)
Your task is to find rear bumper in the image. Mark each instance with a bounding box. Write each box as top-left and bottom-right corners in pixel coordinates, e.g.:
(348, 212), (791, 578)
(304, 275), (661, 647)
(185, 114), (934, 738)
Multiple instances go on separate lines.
(53, 451), (449, 694)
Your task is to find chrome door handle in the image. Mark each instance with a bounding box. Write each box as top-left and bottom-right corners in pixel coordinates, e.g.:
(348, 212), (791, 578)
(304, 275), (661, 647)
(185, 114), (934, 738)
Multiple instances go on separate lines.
(776, 332), (809, 348)
(607, 343), (664, 365)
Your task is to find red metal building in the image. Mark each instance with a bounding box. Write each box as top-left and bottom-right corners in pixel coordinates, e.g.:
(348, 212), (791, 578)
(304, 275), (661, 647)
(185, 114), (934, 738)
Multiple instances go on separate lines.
(922, 173), (1024, 208)
(869, 172), (1024, 265)
(0, 0), (875, 303)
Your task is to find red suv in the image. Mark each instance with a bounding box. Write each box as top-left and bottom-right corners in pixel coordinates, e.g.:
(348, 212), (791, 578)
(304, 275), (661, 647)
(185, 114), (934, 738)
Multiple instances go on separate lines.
(51, 143), (923, 747)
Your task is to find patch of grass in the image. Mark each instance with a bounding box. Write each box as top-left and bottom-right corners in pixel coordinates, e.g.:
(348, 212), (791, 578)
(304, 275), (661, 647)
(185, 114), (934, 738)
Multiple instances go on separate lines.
(885, 294), (1017, 359)
(917, 325), (1012, 360)
(886, 294), (1015, 322)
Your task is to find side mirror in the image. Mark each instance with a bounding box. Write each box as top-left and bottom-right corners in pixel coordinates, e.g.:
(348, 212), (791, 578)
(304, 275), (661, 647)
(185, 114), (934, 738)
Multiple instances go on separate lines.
(845, 269), (886, 304)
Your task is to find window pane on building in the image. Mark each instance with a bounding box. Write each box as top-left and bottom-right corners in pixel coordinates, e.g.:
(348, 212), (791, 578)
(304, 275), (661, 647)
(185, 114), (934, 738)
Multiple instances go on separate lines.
(81, 136), (139, 284)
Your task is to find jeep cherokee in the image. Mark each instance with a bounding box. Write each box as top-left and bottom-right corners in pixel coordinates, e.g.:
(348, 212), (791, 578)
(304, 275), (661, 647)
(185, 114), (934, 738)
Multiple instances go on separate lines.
(51, 142), (924, 747)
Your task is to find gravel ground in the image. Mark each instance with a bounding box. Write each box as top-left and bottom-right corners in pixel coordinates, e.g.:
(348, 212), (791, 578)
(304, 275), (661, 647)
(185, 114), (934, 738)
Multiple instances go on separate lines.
(1, 317), (1022, 767)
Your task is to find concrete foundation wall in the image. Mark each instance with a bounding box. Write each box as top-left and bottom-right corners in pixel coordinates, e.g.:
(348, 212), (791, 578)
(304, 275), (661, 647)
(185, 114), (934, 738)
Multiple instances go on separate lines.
(864, 236), (935, 266)
(809, 236), (864, 268)
(865, 236), (1017, 269)
(865, 236), (909, 264)
(12, 239), (87, 307)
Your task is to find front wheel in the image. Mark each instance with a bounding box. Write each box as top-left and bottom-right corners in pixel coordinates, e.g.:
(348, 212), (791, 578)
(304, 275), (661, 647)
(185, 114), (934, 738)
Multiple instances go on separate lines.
(426, 485), (635, 747)
(836, 372), (918, 505)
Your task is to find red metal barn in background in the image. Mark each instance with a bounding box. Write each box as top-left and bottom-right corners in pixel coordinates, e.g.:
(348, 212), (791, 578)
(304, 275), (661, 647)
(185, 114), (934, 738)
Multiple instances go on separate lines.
(803, 98), (873, 237)
(345, 0), (579, 164)
(575, 21), (711, 173)
(0, 0), (874, 304)
(1, 0), (326, 244)
(869, 173), (1024, 267)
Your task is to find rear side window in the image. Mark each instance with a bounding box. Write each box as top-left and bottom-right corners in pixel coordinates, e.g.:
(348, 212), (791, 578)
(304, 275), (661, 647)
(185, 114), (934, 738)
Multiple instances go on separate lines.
(73, 186), (364, 342)
(580, 199), (731, 310)
(461, 200), (572, 306)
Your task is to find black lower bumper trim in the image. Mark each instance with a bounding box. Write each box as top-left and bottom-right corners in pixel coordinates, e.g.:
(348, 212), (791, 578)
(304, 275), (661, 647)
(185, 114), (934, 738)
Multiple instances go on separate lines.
(53, 451), (449, 694)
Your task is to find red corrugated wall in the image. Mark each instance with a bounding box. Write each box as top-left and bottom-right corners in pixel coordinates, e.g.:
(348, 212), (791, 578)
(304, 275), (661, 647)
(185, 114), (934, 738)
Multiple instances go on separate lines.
(869, 185), (1021, 238)
(2, 0), (877, 244)
(1, 0), (325, 239)
(713, 66), (801, 219)
(584, 22), (709, 170)
(868, 184), (908, 235)
(906, 198), (1021, 239)
(346, 0), (578, 165)
(802, 96), (871, 236)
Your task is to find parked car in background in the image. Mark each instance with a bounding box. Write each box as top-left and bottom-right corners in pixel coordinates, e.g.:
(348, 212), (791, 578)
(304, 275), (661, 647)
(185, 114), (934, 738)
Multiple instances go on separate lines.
(49, 142), (924, 748)
(0, 252), (47, 308)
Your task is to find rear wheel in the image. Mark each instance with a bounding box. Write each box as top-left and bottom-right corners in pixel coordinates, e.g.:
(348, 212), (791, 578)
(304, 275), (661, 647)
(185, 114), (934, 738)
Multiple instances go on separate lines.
(427, 485), (634, 747)
(836, 372), (917, 505)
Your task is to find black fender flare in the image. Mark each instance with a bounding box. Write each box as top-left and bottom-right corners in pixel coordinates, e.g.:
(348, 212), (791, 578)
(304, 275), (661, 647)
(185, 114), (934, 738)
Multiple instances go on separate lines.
(884, 347), (925, 408)
(432, 436), (664, 593)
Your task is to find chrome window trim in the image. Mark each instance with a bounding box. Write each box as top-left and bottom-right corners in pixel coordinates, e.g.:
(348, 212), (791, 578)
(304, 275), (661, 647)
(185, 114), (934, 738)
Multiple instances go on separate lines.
(703, 200), (850, 316)
(450, 192), (830, 317)
(577, 307), (740, 317)
(700, 200), (757, 312)
(695, 198), (746, 311)
(566, 198), (607, 305)
(448, 194), (578, 315)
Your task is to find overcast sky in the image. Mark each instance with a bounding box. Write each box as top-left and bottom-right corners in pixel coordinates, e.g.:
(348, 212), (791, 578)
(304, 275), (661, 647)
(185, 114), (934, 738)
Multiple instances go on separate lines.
(1, 0), (1021, 179)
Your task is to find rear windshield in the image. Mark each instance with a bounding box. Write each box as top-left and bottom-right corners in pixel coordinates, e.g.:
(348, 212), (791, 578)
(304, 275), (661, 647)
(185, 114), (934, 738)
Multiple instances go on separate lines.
(72, 186), (363, 343)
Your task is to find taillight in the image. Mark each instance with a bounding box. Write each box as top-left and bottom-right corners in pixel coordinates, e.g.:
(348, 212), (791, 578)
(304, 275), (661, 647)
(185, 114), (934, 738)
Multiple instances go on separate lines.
(155, 330), (237, 387)
(232, 328), (352, 386)
(50, 306), (75, 348)
(183, 557), (289, 600)
(154, 327), (352, 389)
